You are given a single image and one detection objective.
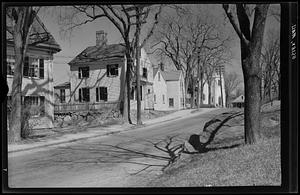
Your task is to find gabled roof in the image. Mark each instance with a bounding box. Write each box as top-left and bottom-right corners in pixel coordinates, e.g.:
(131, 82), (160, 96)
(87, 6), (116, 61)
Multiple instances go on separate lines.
(153, 68), (182, 81)
(153, 68), (159, 78)
(232, 95), (244, 103)
(161, 70), (181, 81)
(68, 44), (126, 65)
(6, 15), (61, 52)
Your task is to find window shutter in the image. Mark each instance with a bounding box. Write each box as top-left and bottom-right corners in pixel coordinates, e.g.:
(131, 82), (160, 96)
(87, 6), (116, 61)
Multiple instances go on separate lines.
(79, 88), (82, 102)
(96, 87), (99, 102)
(39, 59), (44, 78)
(104, 87), (108, 101)
(78, 67), (81, 79)
(86, 88), (90, 102)
(40, 96), (45, 116)
(86, 67), (89, 78)
(23, 56), (29, 76)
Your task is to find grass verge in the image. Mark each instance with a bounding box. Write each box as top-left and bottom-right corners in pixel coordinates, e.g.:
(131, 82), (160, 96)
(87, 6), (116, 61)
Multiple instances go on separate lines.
(147, 108), (281, 187)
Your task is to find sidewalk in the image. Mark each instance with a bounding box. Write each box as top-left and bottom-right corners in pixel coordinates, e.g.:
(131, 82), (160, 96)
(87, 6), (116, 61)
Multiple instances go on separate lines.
(8, 108), (217, 153)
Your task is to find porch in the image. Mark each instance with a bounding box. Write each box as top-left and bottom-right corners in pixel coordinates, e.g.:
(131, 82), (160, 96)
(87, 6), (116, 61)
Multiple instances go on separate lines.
(54, 101), (119, 114)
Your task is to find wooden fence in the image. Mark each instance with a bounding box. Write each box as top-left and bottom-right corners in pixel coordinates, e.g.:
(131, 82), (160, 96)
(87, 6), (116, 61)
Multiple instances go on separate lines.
(54, 101), (119, 114)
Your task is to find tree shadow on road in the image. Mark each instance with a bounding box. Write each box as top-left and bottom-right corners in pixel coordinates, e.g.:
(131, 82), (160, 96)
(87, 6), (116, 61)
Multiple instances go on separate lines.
(51, 134), (186, 175)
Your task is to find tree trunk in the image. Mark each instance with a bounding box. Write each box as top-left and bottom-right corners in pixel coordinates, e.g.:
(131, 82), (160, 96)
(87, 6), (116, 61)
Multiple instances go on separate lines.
(268, 66), (272, 102)
(200, 72), (204, 106)
(243, 68), (262, 144)
(219, 69), (224, 107)
(8, 46), (24, 143)
(191, 77), (195, 108)
(7, 7), (36, 143)
(135, 8), (142, 125)
(184, 76), (190, 108)
(196, 59), (200, 108)
(124, 52), (132, 124)
(278, 75), (281, 100)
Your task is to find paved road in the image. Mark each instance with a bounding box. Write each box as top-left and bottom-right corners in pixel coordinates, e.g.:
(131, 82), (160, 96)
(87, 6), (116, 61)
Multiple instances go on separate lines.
(8, 109), (225, 187)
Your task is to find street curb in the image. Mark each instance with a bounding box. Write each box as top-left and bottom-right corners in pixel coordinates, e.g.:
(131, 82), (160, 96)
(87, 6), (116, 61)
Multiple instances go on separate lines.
(8, 109), (211, 154)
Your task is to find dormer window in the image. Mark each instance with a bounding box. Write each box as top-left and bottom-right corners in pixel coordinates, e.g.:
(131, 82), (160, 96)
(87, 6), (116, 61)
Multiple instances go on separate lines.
(107, 64), (119, 77)
(22, 56), (45, 79)
(142, 68), (147, 79)
(78, 66), (89, 79)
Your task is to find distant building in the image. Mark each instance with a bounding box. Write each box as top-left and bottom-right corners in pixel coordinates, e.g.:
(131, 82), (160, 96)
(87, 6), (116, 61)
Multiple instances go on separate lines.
(231, 95), (244, 108)
(201, 67), (226, 107)
(152, 63), (185, 110)
(67, 30), (154, 111)
(6, 15), (61, 128)
(187, 67), (226, 108)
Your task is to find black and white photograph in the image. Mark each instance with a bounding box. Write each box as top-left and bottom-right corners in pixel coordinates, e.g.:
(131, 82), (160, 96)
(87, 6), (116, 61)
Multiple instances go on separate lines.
(1, 1), (298, 192)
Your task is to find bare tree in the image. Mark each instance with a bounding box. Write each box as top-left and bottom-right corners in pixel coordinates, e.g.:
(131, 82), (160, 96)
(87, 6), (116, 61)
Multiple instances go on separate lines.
(6, 6), (46, 143)
(261, 29), (280, 103)
(224, 72), (242, 107)
(223, 4), (269, 144)
(151, 11), (227, 107)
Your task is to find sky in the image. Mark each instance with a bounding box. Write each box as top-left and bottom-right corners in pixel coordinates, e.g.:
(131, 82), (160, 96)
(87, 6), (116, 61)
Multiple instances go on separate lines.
(38, 4), (280, 88)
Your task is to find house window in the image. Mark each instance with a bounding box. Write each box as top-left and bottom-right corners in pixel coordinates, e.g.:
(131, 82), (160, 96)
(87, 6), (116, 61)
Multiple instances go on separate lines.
(78, 67), (89, 79)
(211, 97), (214, 103)
(218, 96), (222, 106)
(23, 56), (44, 78)
(60, 89), (66, 103)
(158, 72), (161, 81)
(7, 55), (15, 75)
(148, 89), (151, 94)
(79, 87), (90, 102)
(202, 93), (205, 101)
(162, 94), (165, 104)
(23, 96), (45, 116)
(24, 96), (39, 106)
(154, 94), (156, 103)
(107, 64), (119, 77)
(142, 68), (147, 79)
(169, 98), (174, 107)
(96, 87), (108, 102)
(218, 80), (221, 86)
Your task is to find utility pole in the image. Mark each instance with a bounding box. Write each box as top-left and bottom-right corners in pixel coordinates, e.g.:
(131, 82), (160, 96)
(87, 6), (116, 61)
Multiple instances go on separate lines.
(135, 5), (142, 125)
(124, 4), (153, 125)
(125, 4), (148, 125)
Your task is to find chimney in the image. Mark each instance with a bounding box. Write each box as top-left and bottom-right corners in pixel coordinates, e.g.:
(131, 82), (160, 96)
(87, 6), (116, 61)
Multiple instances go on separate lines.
(96, 30), (107, 47)
(159, 62), (164, 71)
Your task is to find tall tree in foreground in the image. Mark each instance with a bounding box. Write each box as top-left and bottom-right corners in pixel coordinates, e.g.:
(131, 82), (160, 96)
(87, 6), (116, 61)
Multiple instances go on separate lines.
(223, 4), (269, 144)
(6, 7), (41, 143)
